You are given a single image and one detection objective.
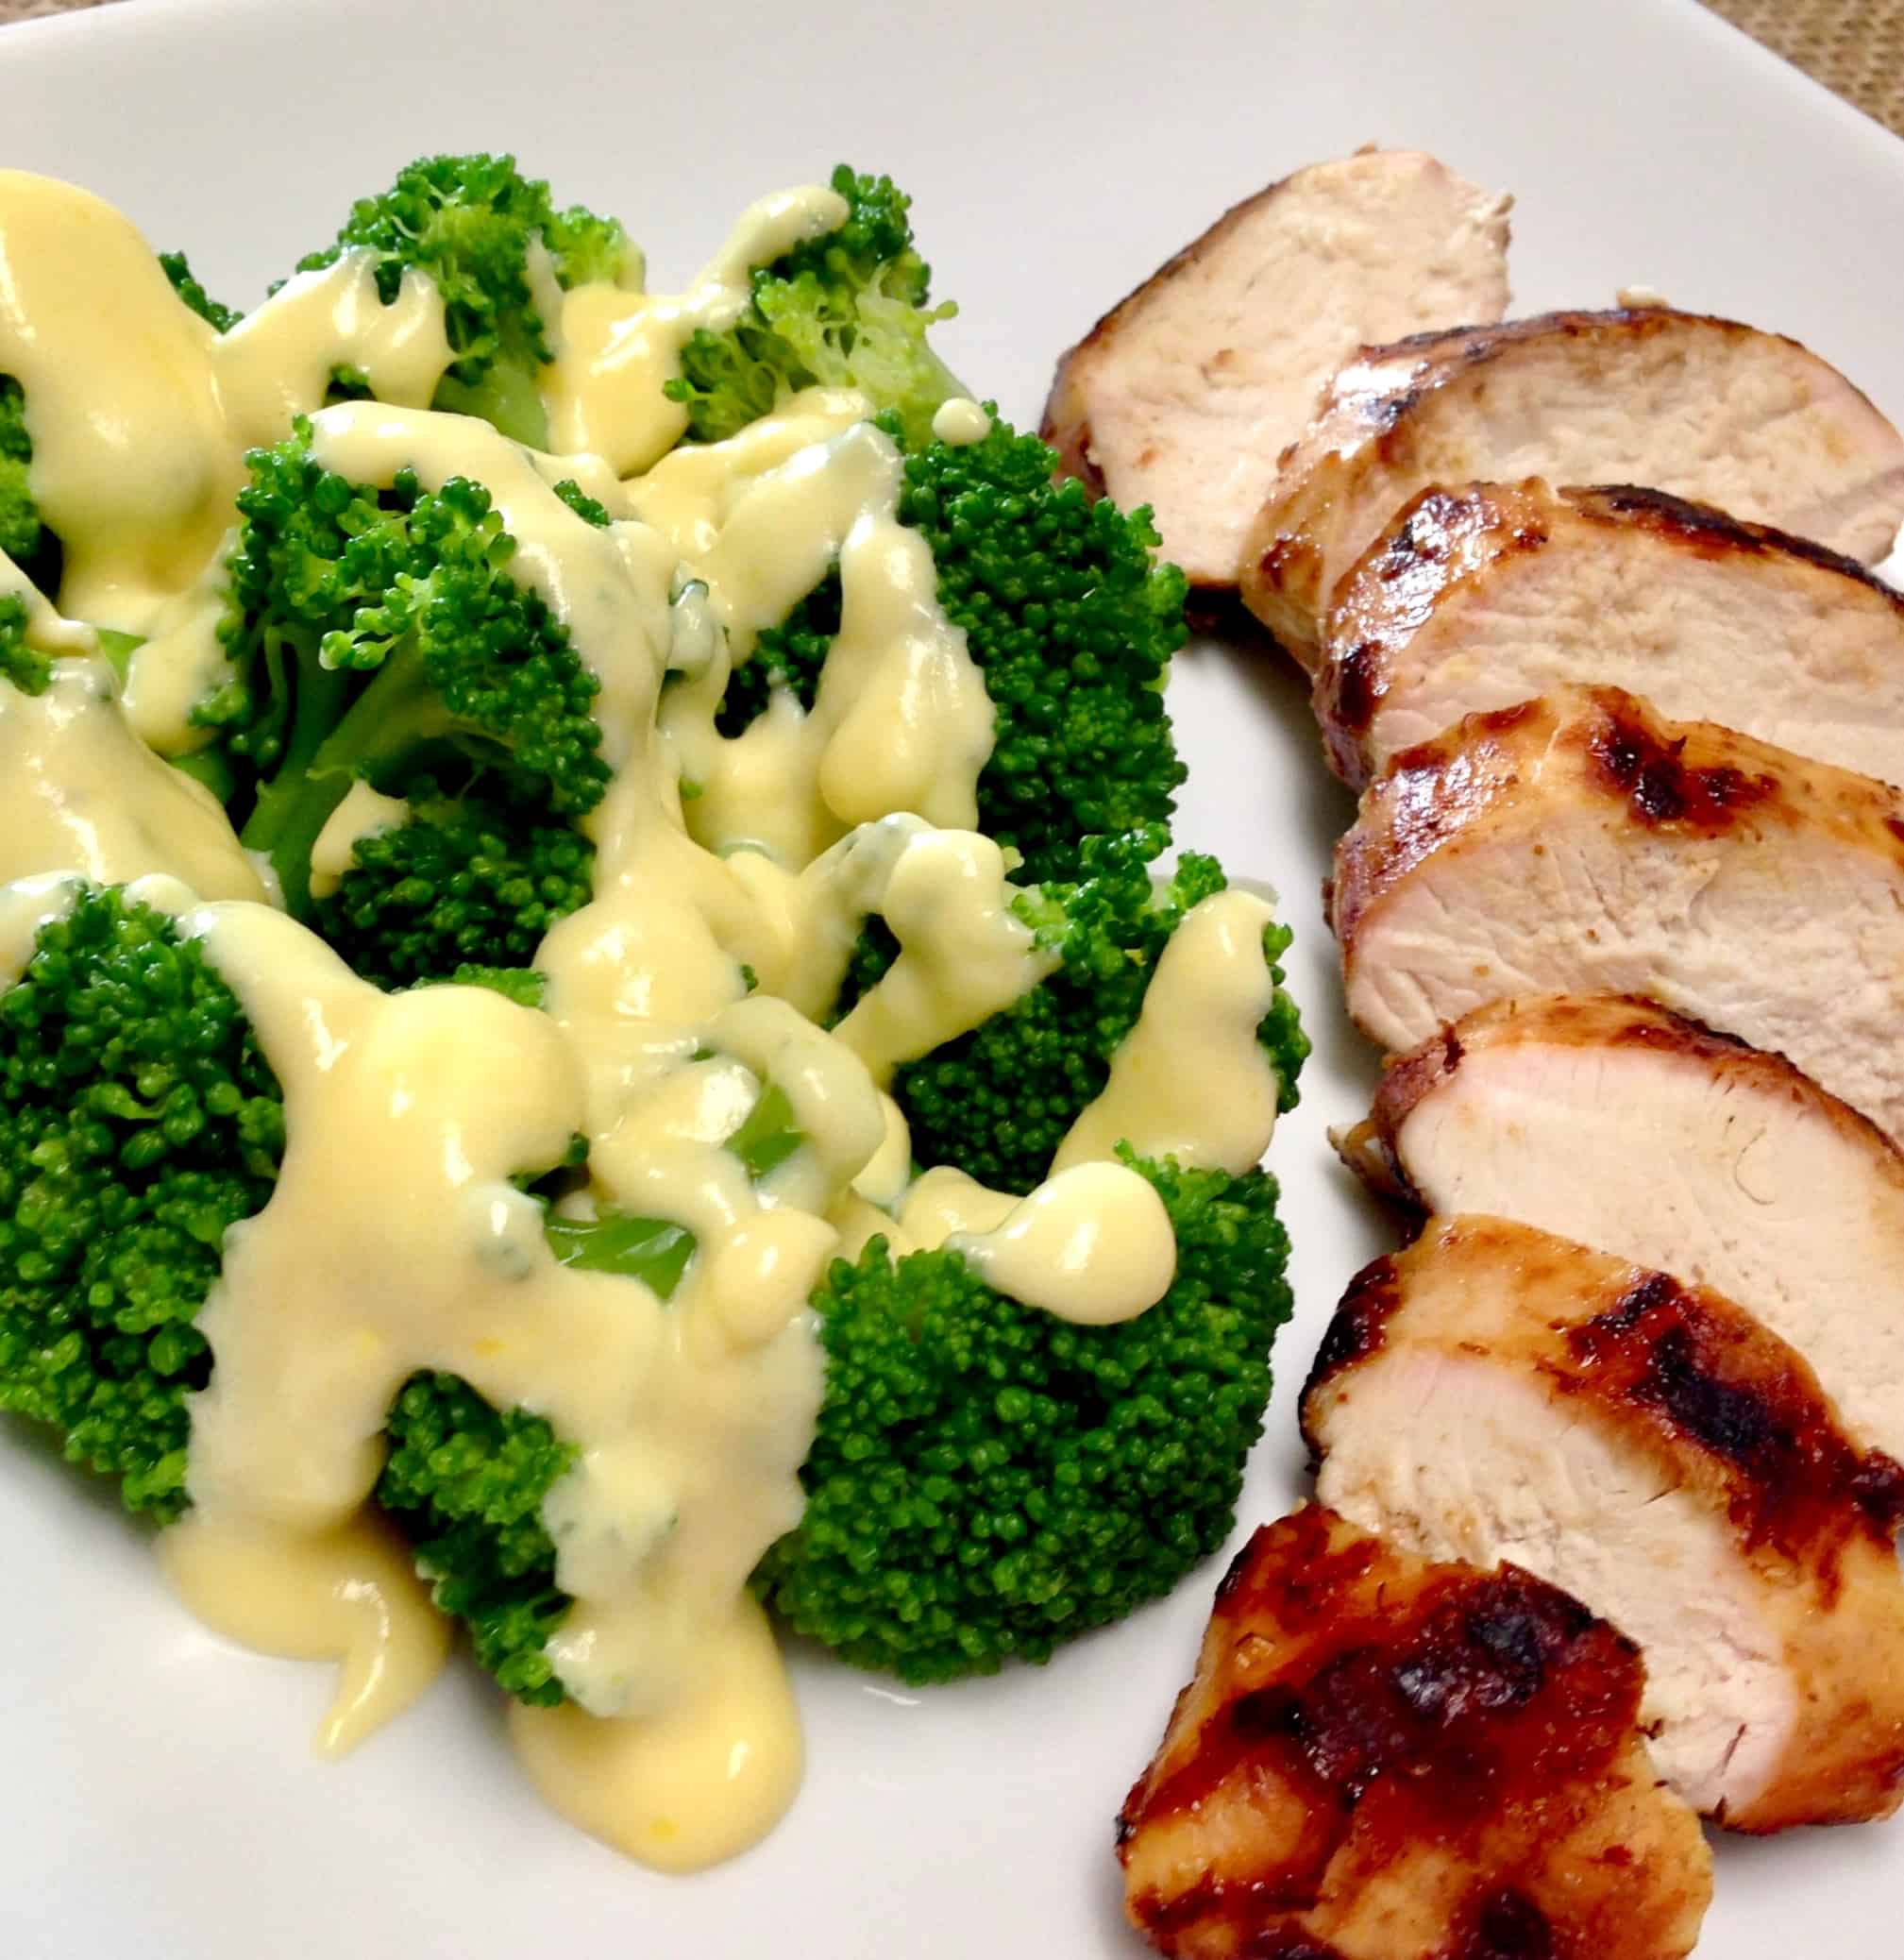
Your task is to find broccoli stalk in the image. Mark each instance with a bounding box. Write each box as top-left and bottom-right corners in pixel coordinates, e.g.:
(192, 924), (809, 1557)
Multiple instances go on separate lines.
(667, 166), (964, 451)
(293, 153), (638, 448)
(209, 425), (610, 944)
(754, 1150), (1295, 1681)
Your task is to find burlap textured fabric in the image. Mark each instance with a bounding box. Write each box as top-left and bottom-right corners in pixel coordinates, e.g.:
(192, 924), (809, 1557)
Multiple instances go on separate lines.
(1704, 0), (1904, 135)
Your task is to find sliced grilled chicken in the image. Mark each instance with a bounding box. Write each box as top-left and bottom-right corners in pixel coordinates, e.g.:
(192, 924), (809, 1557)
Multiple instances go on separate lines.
(1240, 309), (1904, 667)
(1340, 994), (1904, 1464)
(1330, 686), (1904, 1152)
(1316, 480), (1904, 788)
(1118, 1503), (1710, 1960)
(1304, 1216), (1904, 1831)
(1040, 148), (1511, 590)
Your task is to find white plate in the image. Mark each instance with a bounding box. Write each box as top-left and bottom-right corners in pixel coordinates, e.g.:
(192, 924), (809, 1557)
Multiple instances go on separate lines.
(1, 0), (1899, 1952)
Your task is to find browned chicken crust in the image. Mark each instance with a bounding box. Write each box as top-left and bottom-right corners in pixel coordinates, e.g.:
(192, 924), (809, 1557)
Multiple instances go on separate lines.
(1304, 1217), (1904, 1831)
(1314, 480), (1904, 788)
(1239, 308), (1904, 667)
(1118, 1503), (1711, 1959)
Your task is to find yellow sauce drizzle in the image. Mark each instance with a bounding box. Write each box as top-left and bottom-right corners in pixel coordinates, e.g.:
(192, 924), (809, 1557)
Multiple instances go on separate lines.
(0, 657), (266, 899)
(1055, 889), (1285, 1177)
(545, 185), (850, 476)
(951, 1161), (1177, 1325)
(159, 1509), (450, 1756)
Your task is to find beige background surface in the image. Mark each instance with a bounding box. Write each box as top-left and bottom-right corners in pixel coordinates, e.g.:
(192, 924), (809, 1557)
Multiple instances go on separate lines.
(0, 0), (1900, 138)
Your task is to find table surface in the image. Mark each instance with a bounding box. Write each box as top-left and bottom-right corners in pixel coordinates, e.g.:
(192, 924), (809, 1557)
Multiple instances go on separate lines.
(0, 0), (1901, 138)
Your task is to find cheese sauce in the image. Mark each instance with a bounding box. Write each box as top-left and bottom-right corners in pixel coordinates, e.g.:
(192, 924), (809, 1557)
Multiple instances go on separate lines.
(0, 169), (1292, 1876)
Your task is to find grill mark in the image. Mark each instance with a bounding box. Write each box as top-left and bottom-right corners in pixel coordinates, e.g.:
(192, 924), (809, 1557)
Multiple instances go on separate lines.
(1575, 482), (1901, 599)
(1585, 704), (1776, 830)
(1452, 1886), (1559, 1960)
(1120, 1524), (1644, 1957)
(1565, 1271), (1904, 1546)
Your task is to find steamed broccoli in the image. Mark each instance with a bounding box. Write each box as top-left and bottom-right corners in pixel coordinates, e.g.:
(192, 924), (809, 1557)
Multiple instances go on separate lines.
(755, 1151), (1293, 1681)
(206, 422), (610, 939)
(294, 153), (637, 447)
(313, 779), (595, 989)
(0, 884), (782, 1699)
(379, 1147), (1294, 1700)
(375, 1087), (803, 1705)
(0, 594), (51, 697)
(722, 415), (1189, 886)
(0, 375), (48, 590)
(159, 251), (242, 333)
(0, 886), (284, 1520)
(668, 165), (962, 451)
(864, 828), (1307, 1195)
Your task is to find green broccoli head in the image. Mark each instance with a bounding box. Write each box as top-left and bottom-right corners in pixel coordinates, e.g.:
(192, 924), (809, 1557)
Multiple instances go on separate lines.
(718, 418), (1188, 885)
(208, 421), (610, 937)
(0, 884), (284, 1521)
(0, 593), (52, 697)
(378, 1372), (578, 1703)
(372, 1093), (803, 1706)
(0, 884), (702, 1700)
(866, 829), (1306, 1195)
(0, 375), (47, 587)
(754, 1150), (1294, 1682)
(667, 165), (963, 451)
(295, 153), (638, 447)
(158, 250), (242, 333)
(313, 778), (595, 989)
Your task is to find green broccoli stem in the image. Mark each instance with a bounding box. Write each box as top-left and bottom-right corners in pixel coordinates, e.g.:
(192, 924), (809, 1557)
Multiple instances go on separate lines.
(545, 1214), (696, 1297)
(432, 362), (549, 450)
(238, 635), (476, 919)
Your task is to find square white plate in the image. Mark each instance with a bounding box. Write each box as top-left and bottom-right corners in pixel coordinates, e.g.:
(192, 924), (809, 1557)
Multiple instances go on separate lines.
(1, 1), (1898, 1953)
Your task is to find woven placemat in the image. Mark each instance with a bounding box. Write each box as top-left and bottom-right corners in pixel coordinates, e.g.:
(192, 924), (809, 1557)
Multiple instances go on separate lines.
(1703, 0), (1904, 133)
(0, 0), (1899, 136)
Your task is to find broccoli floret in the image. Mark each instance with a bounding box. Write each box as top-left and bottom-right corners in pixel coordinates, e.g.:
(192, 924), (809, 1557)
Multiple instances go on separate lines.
(0, 886), (284, 1520)
(0, 886), (696, 1698)
(668, 165), (962, 450)
(373, 1090), (803, 1705)
(869, 829), (1306, 1195)
(313, 779), (595, 989)
(716, 566), (840, 736)
(720, 419), (1188, 886)
(159, 251), (242, 332)
(208, 422), (609, 936)
(295, 153), (637, 447)
(378, 1375), (578, 1701)
(754, 1150), (1294, 1682)
(0, 374), (48, 587)
(0, 594), (52, 697)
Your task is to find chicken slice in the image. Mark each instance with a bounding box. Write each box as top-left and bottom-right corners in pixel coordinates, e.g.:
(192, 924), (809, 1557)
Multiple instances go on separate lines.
(1330, 685), (1904, 1151)
(1316, 480), (1904, 788)
(1040, 148), (1510, 591)
(1118, 1502), (1711, 1960)
(1240, 309), (1904, 667)
(1303, 1215), (1904, 1831)
(1340, 993), (1904, 1464)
